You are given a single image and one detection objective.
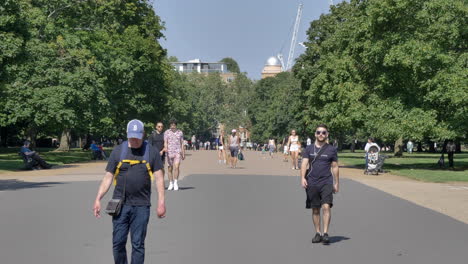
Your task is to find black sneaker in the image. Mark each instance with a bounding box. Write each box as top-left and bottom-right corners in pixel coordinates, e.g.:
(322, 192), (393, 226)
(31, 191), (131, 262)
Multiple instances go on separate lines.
(322, 233), (330, 245)
(312, 233), (322, 243)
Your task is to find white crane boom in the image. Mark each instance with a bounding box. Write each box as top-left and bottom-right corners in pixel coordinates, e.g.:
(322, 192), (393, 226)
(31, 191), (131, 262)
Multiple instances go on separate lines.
(286, 3), (303, 71)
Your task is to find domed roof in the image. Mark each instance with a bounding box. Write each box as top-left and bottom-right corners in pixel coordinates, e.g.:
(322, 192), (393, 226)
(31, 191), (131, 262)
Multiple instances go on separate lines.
(265, 56), (281, 66)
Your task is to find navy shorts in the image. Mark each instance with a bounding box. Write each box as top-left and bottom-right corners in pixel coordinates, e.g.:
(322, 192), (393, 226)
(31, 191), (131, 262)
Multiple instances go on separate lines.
(306, 184), (333, 209)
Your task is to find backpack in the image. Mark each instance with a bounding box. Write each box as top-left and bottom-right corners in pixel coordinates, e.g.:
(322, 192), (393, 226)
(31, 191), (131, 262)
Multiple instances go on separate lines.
(113, 141), (154, 185)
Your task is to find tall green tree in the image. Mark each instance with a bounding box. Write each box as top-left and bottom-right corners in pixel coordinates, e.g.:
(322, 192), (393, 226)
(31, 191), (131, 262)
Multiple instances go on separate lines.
(0, 0), (27, 128)
(249, 72), (302, 143)
(295, 0), (467, 154)
(1, 0), (170, 149)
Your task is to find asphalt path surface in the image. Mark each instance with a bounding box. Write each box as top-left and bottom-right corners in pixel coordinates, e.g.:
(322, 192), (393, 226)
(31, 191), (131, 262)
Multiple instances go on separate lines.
(1, 173), (468, 264)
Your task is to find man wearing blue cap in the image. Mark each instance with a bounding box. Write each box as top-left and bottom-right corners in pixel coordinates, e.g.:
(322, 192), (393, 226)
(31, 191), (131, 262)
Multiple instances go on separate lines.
(93, 119), (166, 264)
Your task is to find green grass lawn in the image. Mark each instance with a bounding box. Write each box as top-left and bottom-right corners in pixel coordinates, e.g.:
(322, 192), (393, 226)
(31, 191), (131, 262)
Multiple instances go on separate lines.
(0, 147), (111, 173)
(339, 150), (468, 183)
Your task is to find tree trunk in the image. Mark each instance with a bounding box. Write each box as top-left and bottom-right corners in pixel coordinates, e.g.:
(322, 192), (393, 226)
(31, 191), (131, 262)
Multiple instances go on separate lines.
(0, 126), (7, 147)
(350, 139), (356, 153)
(455, 141), (462, 153)
(56, 129), (71, 151)
(429, 140), (435, 153)
(417, 142), (423, 152)
(394, 137), (404, 157)
(78, 137), (82, 149)
(26, 126), (37, 148)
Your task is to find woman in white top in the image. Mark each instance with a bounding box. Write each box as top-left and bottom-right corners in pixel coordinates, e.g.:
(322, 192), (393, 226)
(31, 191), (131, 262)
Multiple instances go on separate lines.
(217, 130), (226, 164)
(287, 130), (300, 170)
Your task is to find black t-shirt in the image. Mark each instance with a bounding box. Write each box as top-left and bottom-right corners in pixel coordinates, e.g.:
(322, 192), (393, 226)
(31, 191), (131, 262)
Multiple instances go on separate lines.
(106, 143), (163, 206)
(302, 144), (338, 186)
(148, 131), (165, 152)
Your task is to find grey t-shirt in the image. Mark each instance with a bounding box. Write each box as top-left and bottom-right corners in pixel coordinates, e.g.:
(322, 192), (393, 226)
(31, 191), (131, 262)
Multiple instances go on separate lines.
(303, 144), (338, 186)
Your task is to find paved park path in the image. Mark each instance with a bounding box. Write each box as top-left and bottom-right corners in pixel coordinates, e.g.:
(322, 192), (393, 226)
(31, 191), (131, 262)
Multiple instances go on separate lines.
(1, 150), (468, 263)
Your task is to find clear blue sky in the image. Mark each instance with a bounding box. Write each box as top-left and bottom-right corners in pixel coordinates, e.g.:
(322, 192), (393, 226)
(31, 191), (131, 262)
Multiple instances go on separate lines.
(153, 0), (342, 79)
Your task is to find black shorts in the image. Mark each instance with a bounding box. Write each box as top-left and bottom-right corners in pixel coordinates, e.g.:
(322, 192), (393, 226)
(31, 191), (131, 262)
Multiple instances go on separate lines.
(306, 184), (333, 209)
(160, 153), (166, 164)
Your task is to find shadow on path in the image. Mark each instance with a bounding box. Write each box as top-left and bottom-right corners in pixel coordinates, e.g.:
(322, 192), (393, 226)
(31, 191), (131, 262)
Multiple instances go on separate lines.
(0, 179), (64, 191)
(329, 236), (351, 244)
(177, 187), (195, 191)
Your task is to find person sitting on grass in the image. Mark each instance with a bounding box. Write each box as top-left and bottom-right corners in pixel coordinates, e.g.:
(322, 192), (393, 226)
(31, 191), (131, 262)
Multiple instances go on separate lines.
(90, 140), (103, 160)
(20, 140), (52, 169)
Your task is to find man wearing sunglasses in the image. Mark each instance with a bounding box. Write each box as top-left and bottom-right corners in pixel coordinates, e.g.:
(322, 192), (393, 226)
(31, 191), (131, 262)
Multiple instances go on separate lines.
(300, 124), (340, 245)
(149, 122), (166, 181)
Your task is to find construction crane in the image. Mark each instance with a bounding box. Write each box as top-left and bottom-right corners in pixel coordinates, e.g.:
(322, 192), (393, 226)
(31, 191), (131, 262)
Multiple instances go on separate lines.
(285, 3), (303, 71)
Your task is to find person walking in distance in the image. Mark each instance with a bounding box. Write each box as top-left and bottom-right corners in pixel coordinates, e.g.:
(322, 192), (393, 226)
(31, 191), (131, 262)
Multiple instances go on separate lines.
(282, 136), (289, 162)
(268, 138), (276, 158)
(300, 124), (339, 245)
(217, 130), (226, 164)
(287, 130), (301, 170)
(149, 122), (166, 183)
(229, 129), (240, 168)
(93, 119), (166, 264)
(407, 140), (414, 154)
(191, 135), (196, 151)
(164, 119), (185, 191)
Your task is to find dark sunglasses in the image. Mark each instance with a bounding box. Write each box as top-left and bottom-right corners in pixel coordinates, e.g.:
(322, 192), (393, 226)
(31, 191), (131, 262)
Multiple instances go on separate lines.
(156, 125), (163, 128)
(315, 131), (328, 135)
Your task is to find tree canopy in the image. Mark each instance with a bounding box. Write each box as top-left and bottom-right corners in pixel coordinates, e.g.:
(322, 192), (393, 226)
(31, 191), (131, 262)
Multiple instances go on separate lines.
(0, 0), (171, 148)
(294, 0), (467, 150)
(1, 0), (466, 151)
(220, 57), (241, 73)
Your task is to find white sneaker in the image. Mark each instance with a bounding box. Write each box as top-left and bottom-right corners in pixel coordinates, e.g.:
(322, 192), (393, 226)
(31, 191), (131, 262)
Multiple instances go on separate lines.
(173, 181), (179, 191)
(167, 182), (174, 190)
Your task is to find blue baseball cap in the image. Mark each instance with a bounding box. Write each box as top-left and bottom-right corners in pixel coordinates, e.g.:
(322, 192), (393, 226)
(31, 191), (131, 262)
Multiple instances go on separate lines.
(126, 119), (145, 139)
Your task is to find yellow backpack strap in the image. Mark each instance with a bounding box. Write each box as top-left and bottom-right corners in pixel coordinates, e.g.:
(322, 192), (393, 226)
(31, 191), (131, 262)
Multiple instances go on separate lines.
(114, 160), (153, 185)
(113, 141), (154, 185)
(122, 159), (143, 165)
(143, 160), (154, 182)
(113, 142), (129, 185)
(113, 161), (123, 185)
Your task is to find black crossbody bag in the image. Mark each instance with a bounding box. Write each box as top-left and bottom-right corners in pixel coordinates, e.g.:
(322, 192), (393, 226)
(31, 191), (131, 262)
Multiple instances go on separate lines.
(305, 144), (329, 181)
(105, 173), (126, 216)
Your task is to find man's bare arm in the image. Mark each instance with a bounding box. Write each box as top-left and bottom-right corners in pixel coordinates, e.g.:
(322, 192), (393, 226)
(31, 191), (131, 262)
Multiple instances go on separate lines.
(180, 138), (185, 158)
(93, 172), (114, 218)
(331, 161), (340, 193)
(154, 169), (166, 218)
(300, 158), (309, 188)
